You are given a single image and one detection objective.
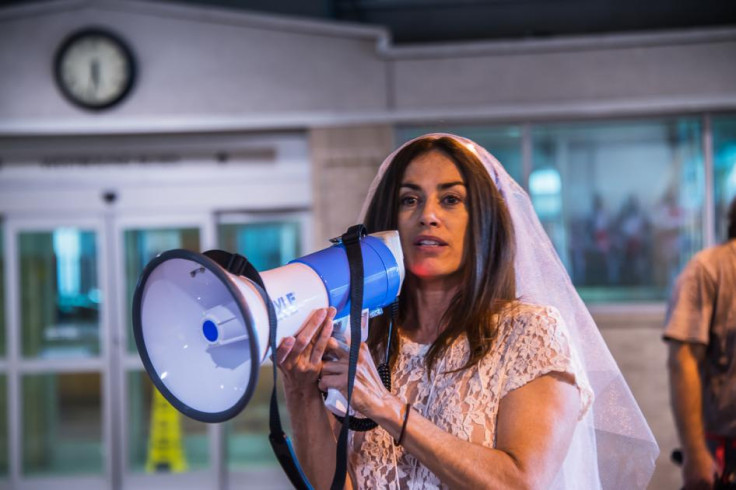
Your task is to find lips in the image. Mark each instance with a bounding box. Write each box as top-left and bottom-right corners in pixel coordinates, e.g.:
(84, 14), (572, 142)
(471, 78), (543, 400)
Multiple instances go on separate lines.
(413, 235), (447, 246)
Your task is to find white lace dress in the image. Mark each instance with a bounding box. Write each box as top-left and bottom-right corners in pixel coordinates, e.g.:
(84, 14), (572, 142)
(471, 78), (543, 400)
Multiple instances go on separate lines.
(348, 302), (593, 489)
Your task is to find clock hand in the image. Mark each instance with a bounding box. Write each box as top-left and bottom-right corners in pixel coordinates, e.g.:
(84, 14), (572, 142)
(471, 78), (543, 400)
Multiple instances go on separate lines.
(90, 59), (100, 92)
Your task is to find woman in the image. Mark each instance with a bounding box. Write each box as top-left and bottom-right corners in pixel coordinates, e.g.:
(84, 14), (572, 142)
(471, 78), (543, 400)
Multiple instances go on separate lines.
(277, 134), (658, 489)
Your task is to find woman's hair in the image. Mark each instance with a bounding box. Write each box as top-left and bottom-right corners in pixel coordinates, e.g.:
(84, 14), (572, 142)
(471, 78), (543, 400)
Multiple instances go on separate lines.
(364, 136), (517, 372)
(728, 196), (736, 240)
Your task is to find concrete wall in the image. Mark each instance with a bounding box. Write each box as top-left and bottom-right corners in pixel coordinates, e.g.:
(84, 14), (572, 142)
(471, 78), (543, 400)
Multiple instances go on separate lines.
(2, 2), (734, 134)
(0, 0), (389, 132)
(309, 125), (394, 242)
(389, 29), (736, 122)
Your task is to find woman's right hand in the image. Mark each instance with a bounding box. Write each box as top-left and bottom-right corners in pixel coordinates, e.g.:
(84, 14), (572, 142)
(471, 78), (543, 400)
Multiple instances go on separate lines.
(682, 447), (719, 490)
(276, 307), (336, 397)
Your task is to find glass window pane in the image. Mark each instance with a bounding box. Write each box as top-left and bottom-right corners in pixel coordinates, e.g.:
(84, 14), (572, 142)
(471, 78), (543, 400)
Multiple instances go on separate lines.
(0, 222), (5, 357)
(0, 375), (6, 478)
(127, 371), (209, 473)
(531, 118), (704, 303)
(396, 125), (524, 185)
(124, 228), (200, 353)
(22, 372), (102, 476)
(19, 229), (100, 358)
(217, 220), (301, 471)
(218, 221), (300, 270)
(226, 365), (286, 472)
(713, 114), (736, 242)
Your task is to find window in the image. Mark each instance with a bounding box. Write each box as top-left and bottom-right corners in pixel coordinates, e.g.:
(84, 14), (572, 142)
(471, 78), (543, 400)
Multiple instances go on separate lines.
(122, 227), (208, 473)
(713, 115), (736, 242)
(531, 118), (704, 302)
(217, 217), (303, 472)
(396, 125), (524, 185)
(0, 222), (4, 357)
(19, 229), (100, 358)
(22, 373), (102, 476)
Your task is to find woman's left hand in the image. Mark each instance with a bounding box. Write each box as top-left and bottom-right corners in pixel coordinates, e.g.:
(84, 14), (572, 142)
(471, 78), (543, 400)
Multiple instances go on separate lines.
(318, 339), (393, 418)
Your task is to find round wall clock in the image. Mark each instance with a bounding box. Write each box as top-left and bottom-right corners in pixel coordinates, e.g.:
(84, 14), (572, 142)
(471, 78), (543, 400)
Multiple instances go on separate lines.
(54, 28), (136, 110)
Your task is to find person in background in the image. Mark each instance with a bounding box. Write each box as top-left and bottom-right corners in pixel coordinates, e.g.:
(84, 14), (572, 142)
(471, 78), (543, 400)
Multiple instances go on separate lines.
(665, 196), (736, 490)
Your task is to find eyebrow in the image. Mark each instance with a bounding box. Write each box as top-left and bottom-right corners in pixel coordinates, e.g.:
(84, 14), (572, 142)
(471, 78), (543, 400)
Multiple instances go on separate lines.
(400, 181), (466, 191)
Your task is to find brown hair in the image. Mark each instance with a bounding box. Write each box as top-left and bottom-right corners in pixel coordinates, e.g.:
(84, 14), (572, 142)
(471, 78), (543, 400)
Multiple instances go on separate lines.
(364, 136), (517, 373)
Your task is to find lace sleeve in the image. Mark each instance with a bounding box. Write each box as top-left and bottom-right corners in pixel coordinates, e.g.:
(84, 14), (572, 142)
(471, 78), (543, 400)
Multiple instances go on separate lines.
(499, 305), (593, 419)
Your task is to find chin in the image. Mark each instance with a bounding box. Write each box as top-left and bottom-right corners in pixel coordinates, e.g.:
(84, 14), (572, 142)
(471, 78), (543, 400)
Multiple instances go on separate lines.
(408, 264), (462, 282)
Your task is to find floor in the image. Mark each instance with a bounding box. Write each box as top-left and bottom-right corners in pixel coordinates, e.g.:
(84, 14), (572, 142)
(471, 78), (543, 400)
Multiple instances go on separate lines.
(596, 313), (681, 490)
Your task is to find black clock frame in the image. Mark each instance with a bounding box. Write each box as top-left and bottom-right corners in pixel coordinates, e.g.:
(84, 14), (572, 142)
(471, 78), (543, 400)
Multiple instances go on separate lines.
(54, 27), (137, 111)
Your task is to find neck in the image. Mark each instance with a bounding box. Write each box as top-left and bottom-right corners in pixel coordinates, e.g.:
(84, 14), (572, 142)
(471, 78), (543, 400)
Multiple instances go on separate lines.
(401, 274), (460, 344)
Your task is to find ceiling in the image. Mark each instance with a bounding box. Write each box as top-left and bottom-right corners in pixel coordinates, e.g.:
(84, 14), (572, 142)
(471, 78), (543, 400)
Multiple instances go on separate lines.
(166, 0), (736, 43)
(3, 0), (736, 44)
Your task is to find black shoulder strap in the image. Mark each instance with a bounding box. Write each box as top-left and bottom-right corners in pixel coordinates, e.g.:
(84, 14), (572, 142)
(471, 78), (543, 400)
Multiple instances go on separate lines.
(330, 224), (366, 490)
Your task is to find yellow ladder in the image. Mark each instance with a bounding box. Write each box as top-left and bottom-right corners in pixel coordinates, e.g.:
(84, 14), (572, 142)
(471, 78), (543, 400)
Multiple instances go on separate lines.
(145, 388), (188, 473)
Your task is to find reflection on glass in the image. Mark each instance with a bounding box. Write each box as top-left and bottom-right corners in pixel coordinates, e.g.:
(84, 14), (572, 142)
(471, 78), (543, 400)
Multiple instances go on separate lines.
(0, 375), (6, 477)
(22, 372), (102, 476)
(531, 118), (704, 302)
(713, 115), (736, 242)
(124, 228), (200, 353)
(226, 365), (288, 470)
(127, 371), (209, 473)
(218, 220), (301, 470)
(218, 221), (300, 270)
(396, 125), (524, 185)
(20, 229), (99, 358)
(0, 223), (5, 357)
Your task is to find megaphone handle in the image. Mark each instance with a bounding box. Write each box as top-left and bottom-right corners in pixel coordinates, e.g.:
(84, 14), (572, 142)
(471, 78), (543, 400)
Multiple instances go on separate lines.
(323, 311), (372, 419)
(324, 389), (359, 417)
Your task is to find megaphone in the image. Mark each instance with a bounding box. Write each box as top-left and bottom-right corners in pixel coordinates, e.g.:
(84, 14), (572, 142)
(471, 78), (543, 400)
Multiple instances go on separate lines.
(132, 230), (404, 423)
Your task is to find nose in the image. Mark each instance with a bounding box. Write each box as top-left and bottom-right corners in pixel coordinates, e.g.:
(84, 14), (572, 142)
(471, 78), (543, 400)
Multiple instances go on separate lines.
(419, 200), (440, 227)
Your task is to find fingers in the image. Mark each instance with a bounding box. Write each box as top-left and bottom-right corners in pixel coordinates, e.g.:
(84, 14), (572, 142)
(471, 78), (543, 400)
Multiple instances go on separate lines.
(324, 337), (349, 360)
(321, 359), (345, 375)
(276, 308), (328, 369)
(290, 308), (328, 356)
(309, 307), (336, 365)
(275, 336), (296, 364)
(318, 372), (342, 393)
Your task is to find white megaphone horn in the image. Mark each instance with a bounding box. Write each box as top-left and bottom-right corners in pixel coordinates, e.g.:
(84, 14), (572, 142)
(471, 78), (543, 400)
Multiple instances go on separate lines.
(132, 230), (404, 423)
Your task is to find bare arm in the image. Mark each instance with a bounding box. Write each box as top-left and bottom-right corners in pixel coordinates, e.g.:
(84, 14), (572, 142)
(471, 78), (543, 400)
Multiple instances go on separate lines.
(278, 308), (349, 489)
(320, 342), (580, 490)
(667, 340), (719, 489)
(382, 372), (578, 489)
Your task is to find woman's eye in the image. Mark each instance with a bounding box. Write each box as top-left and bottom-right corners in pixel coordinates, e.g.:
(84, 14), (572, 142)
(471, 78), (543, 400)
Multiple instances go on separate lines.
(400, 196), (418, 206)
(443, 195), (462, 205)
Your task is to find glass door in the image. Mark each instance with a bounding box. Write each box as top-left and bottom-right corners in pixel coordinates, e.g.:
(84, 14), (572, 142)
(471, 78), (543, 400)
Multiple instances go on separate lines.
(217, 210), (310, 489)
(4, 217), (108, 490)
(0, 219), (8, 487)
(116, 210), (312, 489)
(2, 209), (313, 490)
(113, 214), (218, 490)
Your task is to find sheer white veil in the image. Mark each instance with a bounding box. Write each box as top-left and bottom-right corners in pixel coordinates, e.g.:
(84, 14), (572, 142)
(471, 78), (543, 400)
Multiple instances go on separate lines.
(358, 133), (659, 489)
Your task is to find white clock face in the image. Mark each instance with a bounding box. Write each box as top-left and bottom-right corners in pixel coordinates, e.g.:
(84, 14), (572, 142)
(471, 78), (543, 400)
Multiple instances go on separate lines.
(56, 31), (134, 109)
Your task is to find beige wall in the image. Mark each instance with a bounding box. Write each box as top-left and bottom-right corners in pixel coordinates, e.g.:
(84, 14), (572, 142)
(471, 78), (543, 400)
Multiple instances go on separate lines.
(0, 0), (389, 130)
(2, 2), (734, 135)
(309, 125), (394, 247)
(391, 34), (736, 114)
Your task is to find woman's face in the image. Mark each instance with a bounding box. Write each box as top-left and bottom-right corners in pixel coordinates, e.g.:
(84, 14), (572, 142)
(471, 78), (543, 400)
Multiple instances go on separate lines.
(397, 151), (469, 284)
